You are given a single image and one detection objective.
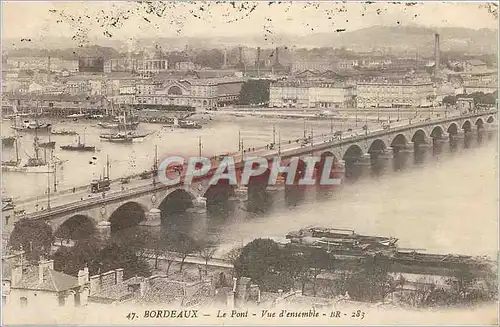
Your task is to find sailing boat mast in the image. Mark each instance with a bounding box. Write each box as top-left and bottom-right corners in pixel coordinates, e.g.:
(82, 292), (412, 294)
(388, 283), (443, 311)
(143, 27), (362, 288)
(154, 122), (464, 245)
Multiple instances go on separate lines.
(106, 155), (110, 179)
(14, 130), (19, 163)
(34, 121), (40, 161)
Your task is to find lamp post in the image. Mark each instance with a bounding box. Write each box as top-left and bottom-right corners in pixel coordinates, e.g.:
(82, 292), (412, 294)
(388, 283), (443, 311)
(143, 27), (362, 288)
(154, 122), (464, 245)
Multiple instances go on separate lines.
(46, 162), (51, 210)
(278, 131), (281, 156)
(198, 136), (202, 157)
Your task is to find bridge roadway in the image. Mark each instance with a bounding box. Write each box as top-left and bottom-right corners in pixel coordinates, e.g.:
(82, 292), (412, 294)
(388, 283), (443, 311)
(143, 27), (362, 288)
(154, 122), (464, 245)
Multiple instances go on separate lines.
(14, 109), (497, 222)
(13, 116), (381, 213)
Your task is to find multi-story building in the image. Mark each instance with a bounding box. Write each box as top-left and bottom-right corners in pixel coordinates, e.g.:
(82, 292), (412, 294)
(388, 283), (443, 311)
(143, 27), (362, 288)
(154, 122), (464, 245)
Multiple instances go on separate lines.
(135, 80), (192, 107)
(134, 77), (245, 110)
(175, 61), (196, 71)
(5, 93), (108, 116)
(2, 253), (90, 308)
(336, 59), (359, 70)
(356, 82), (435, 108)
(309, 83), (355, 109)
(5, 57), (79, 72)
(138, 54), (168, 78)
(269, 81), (309, 108)
(269, 80), (355, 109)
(464, 59), (488, 72)
(291, 61), (336, 74)
(104, 58), (140, 73)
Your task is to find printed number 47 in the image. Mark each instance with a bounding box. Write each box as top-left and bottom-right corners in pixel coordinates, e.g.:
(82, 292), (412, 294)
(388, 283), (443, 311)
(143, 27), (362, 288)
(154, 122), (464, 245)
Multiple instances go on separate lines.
(126, 312), (137, 320)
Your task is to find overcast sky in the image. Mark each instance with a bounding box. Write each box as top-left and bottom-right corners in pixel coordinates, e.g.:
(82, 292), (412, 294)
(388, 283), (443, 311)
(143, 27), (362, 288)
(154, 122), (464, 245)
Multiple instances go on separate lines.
(1, 1), (498, 43)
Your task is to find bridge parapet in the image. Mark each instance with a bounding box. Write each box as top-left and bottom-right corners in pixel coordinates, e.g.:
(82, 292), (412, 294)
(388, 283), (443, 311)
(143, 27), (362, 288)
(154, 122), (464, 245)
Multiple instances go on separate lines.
(14, 109), (497, 230)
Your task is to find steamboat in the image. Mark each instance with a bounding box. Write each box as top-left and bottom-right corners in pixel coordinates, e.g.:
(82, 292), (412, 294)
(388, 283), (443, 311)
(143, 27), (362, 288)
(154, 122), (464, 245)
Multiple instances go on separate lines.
(285, 227), (492, 274)
(60, 133), (95, 152)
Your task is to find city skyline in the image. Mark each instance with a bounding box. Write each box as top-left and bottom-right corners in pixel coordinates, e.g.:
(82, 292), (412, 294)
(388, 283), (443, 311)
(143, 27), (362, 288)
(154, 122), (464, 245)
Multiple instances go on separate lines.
(2, 1), (498, 47)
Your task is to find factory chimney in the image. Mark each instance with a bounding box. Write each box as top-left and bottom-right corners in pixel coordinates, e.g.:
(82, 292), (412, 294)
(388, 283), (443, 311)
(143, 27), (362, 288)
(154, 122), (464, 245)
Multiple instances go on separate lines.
(256, 47), (261, 77)
(47, 56), (51, 83)
(434, 33), (440, 76)
(239, 47), (243, 65)
(223, 48), (227, 68)
(275, 47), (280, 65)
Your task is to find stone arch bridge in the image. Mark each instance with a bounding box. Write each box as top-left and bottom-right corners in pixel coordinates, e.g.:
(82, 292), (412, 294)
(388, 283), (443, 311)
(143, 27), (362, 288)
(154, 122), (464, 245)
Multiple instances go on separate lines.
(12, 110), (497, 239)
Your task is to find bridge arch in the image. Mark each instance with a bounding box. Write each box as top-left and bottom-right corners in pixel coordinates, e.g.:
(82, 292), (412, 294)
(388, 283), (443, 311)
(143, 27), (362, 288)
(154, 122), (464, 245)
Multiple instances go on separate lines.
(158, 188), (195, 216)
(319, 151), (339, 164)
(108, 201), (147, 234)
(367, 139), (387, 154)
(281, 157), (308, 184)
(475, 117), (484, 130)
(430, 125), (445, 139)
(487, 116), (494, 123)
(342, 144), (364, 161)
(390, 133), (408, 149)
(446, 122), (459, 135)
(411, 129), (428, 145)
(461, 120), (472, 132)
(54, 215), (96, 241)
(203, 180), (235, 206)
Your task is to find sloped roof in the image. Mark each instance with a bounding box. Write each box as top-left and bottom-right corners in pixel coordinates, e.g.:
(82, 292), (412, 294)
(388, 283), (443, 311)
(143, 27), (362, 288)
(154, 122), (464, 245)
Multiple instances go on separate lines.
(7, 93), (105, 102)
(89, 283), (133, 302)
(467, 59), (486, 66)
(14, 266), (80, 292)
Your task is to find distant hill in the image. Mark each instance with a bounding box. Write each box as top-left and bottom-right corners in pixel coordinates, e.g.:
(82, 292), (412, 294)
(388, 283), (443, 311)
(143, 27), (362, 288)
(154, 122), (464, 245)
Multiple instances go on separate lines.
(3, 25), (497, 57)
(293, 26), (497, 54)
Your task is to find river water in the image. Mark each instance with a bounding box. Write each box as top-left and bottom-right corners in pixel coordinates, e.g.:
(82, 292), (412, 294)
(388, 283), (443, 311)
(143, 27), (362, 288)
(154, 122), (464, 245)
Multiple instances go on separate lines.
(1, 116), (367, 199)
(2, 116), (498, 259)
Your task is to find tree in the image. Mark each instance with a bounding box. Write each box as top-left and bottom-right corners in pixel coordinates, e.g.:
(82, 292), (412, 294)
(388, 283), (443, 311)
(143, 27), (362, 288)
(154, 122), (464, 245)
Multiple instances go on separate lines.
(97, 242), (151, 279)
(193, 49), (224, 69)
(52, 238), (151, 279)
(53, 237), (102, 276)
(345, 254), (395, 302)
(223, 246), (243, 265)
(442, 95), (457, 106)
(172, 233), (199, 272)
(9, 218), (55, 261)
(141, 232), (172, 270)
(307, 247), (335, 296)
(234, 238), (289, 291)
(198, 240), (218, 276)
(238, 80), (271, 106)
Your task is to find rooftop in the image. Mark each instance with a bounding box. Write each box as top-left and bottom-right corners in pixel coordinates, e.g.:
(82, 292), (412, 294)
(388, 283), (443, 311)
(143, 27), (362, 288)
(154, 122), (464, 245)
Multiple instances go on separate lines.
(187, 77), (245, 86)
(467, 59), (487, 66)
(14, 265), (80, 292)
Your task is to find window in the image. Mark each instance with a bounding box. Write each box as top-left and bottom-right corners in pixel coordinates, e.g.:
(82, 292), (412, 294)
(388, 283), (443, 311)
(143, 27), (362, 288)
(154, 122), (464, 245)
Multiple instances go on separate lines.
(20, 297), (27, 307)
(58, 295), (65, 306)
(49, 102), (54, 108)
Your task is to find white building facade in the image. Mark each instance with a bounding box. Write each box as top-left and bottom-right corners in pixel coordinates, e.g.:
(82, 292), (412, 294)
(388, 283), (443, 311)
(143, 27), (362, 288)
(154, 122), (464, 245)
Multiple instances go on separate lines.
(270, 81), (354, 109)
(356, 82), (435, 108)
